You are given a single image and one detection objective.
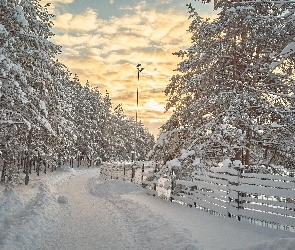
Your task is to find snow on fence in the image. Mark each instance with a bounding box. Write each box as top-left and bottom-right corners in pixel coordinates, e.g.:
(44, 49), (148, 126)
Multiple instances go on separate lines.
(100, 162), (165, 196)
(100, 162), (295, 232)
(100, 162), (134, 181)
(173, 166), (295, 232)
(100, 161), (156, 185)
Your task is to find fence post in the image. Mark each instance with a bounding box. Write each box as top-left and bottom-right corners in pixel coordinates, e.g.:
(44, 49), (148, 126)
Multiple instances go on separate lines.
(227, 170), (231, 218)
(237, 167), (241, 221)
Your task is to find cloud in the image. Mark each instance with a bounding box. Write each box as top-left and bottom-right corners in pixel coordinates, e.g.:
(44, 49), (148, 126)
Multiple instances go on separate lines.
(54, 9), (98, 32)
(50, 2), (214, 136)
(156, 0), (172, 3)
(109, 0), (114, 3)
(40, 0), (74, 14)
(44, 0), (74, 3)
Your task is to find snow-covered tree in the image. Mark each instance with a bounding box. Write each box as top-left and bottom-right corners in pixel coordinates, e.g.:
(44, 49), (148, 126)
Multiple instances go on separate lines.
(134, 120), (155, 161)
(150, 1), (295, 174)
(104, 104), (133, 162)
(199, 0), (295, 68)
(0, 0), (155, 185)
(101, 103), (155, 162)
(0, 0), (61, 183)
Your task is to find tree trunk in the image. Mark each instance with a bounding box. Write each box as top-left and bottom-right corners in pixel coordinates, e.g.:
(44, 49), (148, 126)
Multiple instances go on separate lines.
(44, 161), (47, 174)
(29, 159), (32, 174)
(245, 128), (252, 166)
(234, 149), (242, 161)
(25, 128), (33, 185)
(1, 148), (15, 183)
(1, 160), (6, 182)
(36, 152), (40, 176)
(25, 154), (30, 185)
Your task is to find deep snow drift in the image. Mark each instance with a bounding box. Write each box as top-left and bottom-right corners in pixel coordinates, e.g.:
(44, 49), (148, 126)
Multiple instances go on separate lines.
(0, 166), (294, 250)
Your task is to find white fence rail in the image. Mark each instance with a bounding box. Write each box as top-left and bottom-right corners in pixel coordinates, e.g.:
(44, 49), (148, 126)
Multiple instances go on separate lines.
(100, 163), (295, 232)
(173, 167), (295, 231)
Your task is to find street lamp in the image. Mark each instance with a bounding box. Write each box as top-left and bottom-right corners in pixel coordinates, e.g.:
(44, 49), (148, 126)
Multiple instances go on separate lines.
(134, 64), (144, 162)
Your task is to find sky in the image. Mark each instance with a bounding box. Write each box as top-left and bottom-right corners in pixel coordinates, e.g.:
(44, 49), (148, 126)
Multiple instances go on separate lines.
(42, 0), (216, 137)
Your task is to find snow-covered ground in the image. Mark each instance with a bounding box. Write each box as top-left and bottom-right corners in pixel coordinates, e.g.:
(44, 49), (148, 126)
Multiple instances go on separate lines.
(1, 166), (295, 250)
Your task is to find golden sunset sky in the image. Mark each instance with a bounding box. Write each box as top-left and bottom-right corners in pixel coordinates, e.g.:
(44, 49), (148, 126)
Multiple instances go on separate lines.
(43, 0), (215, 137)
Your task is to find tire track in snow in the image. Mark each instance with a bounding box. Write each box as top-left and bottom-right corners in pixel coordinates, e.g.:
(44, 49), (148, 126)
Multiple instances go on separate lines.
(0, 181), (60, 250)
(88, 176), (199, 250)
(44, 170), (199, 250)
(45, 169), (137, 250)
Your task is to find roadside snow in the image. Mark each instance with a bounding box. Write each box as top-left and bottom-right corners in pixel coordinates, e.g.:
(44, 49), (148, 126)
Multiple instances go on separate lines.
(124, 190), (295, 250)
(0, 167), (294, 250)
(0, 168), (72, 249)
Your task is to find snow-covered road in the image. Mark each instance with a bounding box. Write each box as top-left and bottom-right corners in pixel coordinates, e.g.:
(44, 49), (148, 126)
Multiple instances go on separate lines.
(1, 167), (295, 250)
(48, 169), (198, 250)
(48, 170), (139, 249)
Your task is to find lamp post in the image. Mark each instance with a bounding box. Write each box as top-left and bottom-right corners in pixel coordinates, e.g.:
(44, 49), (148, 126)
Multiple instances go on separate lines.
(134, 64), (144, 163)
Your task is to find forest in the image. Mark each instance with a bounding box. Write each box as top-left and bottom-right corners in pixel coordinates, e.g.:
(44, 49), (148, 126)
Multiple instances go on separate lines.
(1, 0), (295, 186)
(0, 0), (155, 185)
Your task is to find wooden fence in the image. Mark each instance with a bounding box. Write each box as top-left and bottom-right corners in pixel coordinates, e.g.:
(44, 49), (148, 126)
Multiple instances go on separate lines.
(100, 162), (295, 232)
(172, 166), (295, 232)
(100, 161), (156, 185)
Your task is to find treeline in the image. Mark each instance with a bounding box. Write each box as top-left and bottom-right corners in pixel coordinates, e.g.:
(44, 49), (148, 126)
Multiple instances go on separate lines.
(0, 0), (154, 184)
(149, 0), (295, 175)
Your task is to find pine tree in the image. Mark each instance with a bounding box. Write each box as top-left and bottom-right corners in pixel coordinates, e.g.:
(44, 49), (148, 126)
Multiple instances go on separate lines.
(151, 1), (295, 174)
(0, 0), (156, 184)
(0, 0), (61, 183)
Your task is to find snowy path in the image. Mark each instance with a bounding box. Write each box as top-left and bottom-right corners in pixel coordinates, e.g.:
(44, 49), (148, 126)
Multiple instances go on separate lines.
(49, 170), (140, 249)
(46, 168), (294, 250)
(47, 169), (198, 250)
(1, 167), (295, 250)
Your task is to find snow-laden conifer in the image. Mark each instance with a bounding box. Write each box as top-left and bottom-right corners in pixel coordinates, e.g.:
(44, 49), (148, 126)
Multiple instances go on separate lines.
(0, 0), (155, 184)
(151, 1), (295, 176)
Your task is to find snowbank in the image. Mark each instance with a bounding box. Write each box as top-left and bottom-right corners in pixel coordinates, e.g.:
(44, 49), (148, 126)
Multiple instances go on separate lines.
(0, 168), (294, 250)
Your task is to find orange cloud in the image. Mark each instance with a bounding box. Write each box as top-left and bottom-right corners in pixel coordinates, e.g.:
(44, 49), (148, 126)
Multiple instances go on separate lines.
(54, 9), (99, 32)
(49, 2), (215, 137)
